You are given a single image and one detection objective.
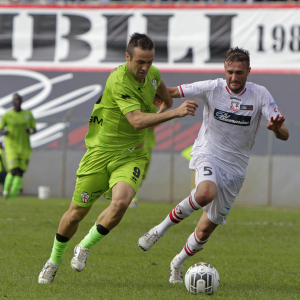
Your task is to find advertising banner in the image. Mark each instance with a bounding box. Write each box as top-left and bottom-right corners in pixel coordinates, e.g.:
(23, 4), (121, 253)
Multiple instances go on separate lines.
(0, 4), (300, 72)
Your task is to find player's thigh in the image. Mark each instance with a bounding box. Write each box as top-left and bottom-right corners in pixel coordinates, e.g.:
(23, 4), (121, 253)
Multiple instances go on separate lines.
(72, 172), (109, 207)
(203, 172), (244, 225)
(191, 160), (217, 202)
(19, 156), (30, 172)
(106, 149), (147, 200)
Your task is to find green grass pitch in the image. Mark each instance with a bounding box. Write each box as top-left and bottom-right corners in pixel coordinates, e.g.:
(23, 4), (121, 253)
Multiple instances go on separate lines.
(1, 197), (300, 299)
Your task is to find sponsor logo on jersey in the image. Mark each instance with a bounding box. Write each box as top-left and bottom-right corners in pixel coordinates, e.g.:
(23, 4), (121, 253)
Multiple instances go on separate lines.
(81, 192), (89, 203)
(89, 115), (103, 126)
(240, 105), (253, 111)
(121, 94), (131, 99)
(214, 108), (251, 126)
(25, 114), (29, 119)
(269, 101), (276, 106)
(152, 79), (157, 90)
(230, 101), (240, 112)
(217, 206), (230, 217)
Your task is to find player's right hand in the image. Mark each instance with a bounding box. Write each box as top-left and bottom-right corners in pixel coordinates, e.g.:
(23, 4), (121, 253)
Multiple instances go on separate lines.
(176, 100), (198, 117)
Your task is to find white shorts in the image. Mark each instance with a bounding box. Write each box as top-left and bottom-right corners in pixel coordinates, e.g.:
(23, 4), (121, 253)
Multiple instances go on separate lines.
(190, 155), (245, 225)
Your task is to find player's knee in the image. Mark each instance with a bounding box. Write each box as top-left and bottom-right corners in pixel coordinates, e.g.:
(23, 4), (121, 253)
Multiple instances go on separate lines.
(194, 189), (214, 207)
(68, 209), (86, 224)
(110, 197), (128, 214)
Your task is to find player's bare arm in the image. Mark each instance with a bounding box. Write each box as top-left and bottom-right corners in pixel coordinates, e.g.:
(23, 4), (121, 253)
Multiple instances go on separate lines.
(266, 115), (289, 141)
(167, 87), (181, 98)
(125, 100), (198, 130)
(155, 80), (173, 112)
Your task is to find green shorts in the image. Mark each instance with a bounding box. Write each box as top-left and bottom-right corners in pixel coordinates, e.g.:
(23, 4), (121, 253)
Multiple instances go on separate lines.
(72, 147), (148, 207)
(5, 152), (30, 171)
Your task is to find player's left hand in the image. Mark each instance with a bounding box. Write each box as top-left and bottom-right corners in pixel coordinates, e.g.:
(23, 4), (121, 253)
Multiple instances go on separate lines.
(266, 114), (285, 132)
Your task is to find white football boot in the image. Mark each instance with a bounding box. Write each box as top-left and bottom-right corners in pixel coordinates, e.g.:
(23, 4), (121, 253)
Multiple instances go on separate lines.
(138, 228), (161, 251)
(71, 245), (89, 272)
(38, 259), (60, 284)
(169, 261), (183, 284)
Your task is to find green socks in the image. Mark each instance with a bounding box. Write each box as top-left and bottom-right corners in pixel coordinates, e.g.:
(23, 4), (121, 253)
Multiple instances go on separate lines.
(79, 224), (107, 249)
(3, 174), (23, 199)
(3, 173), (14, 195)
(9, 176), (23, 200)
(49, 225), (109, 265)
(50, 236), (70, 265)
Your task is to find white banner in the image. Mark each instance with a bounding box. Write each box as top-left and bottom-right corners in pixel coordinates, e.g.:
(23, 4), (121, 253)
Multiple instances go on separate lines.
(0, 5), (300, 72)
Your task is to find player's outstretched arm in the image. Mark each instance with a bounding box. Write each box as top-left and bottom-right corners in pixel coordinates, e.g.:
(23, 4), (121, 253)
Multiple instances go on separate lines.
(266, 115), (289, 141)
(167, 87), (181, 98)
(125, 100), (198, 130)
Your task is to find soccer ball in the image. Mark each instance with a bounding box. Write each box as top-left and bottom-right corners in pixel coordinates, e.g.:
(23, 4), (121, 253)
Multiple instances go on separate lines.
(184, 262), (220, 295)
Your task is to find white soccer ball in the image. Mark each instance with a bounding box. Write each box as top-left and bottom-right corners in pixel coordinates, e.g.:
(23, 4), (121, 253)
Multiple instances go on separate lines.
(184, 262), (220, 295)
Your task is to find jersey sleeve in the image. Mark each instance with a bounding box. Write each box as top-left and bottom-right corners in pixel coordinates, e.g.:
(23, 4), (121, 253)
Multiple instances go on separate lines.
(260, 87), (282, 121)
(28, 111), (36, 129)
(177, 80), (217, 102)
(113, 82), (141, 115)
(0, 114), (7, 130)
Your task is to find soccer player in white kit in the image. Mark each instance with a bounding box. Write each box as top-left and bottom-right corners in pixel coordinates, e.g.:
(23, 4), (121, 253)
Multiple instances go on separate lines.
(138, 47), (289, 283)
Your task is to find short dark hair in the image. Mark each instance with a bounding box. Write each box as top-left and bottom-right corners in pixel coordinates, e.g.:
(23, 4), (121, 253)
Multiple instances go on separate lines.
(225, 47), (250, 68)
(126, 33), (154, 59)
(13, 93), (22, 101)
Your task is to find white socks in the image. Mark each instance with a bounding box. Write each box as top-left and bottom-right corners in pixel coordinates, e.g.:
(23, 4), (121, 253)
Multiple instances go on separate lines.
(154, 194), (201, 236)
(172, 229), (209, 267)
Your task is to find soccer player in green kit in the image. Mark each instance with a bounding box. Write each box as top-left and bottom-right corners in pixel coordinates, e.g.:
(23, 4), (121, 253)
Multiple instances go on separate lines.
(0, 93), (36, 200)
(38, 33), (198, 284)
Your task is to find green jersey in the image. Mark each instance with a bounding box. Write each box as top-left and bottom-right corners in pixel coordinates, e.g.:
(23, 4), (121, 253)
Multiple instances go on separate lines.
(0, 109), (36, 155)
(86, 63), (161, 151)
(144, 104), (158, 149)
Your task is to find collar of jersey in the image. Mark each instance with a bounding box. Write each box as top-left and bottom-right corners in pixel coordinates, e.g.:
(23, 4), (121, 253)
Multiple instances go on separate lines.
(225, 86), (247, 96)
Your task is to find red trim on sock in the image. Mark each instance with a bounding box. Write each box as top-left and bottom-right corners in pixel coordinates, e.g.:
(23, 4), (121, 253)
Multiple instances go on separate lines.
(194, 232), (208, 245)
(189, 195), (199, 211)
(184, 244), (197, 256)
(169, 211), (180, 223)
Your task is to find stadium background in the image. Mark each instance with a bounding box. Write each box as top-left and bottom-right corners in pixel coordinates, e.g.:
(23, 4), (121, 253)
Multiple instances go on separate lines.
(0, 4), (299, 206)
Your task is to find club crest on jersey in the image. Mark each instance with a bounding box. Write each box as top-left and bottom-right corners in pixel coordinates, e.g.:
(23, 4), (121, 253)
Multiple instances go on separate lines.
(230, 101), (240, 112)
(81, 192), (89, 203)
(152, 79), (157, 90)
(25, 114), (29, 119)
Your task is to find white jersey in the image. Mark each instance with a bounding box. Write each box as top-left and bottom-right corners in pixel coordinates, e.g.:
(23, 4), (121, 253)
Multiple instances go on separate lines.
(178, 78), (282, 177)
